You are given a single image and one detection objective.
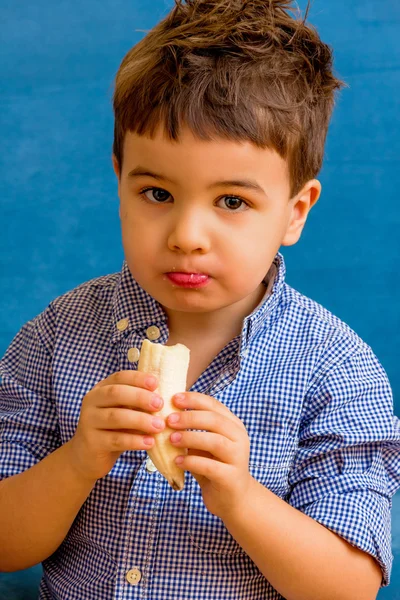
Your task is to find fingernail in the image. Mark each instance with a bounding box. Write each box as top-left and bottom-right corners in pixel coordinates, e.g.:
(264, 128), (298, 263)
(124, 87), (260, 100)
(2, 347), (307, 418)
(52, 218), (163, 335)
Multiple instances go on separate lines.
(174, 393), (185, 403)
(143, 436), (154, 446)
(175, 456), (184, 465)
(145, 376), (157, 389)
(151, 394), (163, 408)
(170, 432), (182, 443)
(168, 413), (180, 424)
(152, 417), (164, 429)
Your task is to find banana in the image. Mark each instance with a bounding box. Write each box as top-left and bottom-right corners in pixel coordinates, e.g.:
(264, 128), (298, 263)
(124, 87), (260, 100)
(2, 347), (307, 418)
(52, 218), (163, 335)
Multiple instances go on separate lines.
(137, 339), (190, 491)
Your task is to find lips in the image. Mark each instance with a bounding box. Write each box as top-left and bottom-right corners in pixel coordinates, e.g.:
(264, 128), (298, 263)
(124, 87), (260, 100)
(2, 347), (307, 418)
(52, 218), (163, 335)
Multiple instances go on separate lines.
(166, 272), (210, 287)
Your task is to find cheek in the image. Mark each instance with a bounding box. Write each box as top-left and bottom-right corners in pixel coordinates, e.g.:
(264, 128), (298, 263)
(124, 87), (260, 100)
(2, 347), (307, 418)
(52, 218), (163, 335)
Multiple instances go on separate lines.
(230, 219), (269, 259)
(120, 209), (151, 259)
(222, 219), (279, 282)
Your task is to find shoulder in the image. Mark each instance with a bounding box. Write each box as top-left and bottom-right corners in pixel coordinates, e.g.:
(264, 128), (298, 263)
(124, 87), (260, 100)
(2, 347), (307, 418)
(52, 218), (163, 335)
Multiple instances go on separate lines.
(276, 282), (388, 384)
(281, 282), (370, 350)
(279, 285), (395, 437)
(282, 283), (362, 340)
(27, 271), (121, 353)
(51, 271), (120, 311)
(0, 271), (121, 389)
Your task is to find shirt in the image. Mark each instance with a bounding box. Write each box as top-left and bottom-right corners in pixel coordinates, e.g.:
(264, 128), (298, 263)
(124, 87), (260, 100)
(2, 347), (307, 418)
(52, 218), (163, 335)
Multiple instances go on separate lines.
(1, 252), (399, 600)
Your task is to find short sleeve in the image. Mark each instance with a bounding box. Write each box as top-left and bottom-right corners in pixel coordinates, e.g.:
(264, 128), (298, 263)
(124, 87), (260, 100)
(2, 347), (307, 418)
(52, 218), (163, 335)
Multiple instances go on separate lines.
(288, 346), (400, 587)
(0, 305), (61, 480)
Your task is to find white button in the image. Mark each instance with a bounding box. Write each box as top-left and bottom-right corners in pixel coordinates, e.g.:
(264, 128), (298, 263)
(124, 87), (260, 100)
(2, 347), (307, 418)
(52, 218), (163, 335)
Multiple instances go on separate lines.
(117, 318), (129, 332)
(127, 347), (140, 363)
(126, 567), (141, 586)
(146, 457), (158, 473)
(146, 325), (161, 341)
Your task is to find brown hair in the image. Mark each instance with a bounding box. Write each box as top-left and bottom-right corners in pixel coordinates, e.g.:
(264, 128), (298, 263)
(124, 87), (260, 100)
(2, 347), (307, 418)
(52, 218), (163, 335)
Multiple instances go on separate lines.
(112, 0), (345, 197)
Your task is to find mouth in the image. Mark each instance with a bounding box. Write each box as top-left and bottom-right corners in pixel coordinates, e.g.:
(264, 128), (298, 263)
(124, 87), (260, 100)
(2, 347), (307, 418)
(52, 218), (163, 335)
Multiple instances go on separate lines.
(165, 272), (211, 288)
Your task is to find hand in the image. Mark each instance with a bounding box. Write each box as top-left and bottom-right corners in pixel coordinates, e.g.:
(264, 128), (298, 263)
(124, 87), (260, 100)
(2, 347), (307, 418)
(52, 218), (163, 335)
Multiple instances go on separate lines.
(167, 393), (255, 519)
(67, 371), (165, 482)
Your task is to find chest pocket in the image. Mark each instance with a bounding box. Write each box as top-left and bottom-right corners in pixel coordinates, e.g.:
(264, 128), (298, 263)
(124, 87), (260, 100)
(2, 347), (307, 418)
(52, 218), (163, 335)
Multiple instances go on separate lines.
(187, 434), (294, 555)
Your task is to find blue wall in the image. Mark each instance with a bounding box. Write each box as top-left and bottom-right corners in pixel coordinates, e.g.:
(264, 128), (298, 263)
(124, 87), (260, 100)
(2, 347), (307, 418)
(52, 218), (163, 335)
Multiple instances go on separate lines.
(1, 1), (399, 597)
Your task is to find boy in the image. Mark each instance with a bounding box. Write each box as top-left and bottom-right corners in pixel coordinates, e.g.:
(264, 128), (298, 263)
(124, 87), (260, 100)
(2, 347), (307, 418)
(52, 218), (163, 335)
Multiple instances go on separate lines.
(1, 0), (399, 598)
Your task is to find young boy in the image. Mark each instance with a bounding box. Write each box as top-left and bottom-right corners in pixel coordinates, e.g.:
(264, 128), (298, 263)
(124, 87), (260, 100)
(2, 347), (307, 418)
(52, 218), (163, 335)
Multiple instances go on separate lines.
(1, 1), (399, 598)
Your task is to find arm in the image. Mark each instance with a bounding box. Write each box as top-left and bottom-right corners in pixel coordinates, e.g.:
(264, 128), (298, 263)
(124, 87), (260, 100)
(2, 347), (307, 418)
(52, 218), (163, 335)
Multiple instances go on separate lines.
(221, 347), (395, 600)
(0, 441), (96, 572)
(0, 312), (81, 571)
(0, 369), (166, 573)
(0, 310), (164, 572)
(168, 343), (398, 600)
(221, 477), (382, 600)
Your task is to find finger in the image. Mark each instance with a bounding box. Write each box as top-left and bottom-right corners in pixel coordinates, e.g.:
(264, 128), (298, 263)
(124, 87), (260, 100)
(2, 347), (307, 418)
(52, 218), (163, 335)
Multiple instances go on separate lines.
(93, 370), (159, 392)
(101, 429), (156, 452)
(170, 430), (233, 463)
(95, 407), (165, 434)
(175, 453), (230, 481)
(173, 392), (239, 423)
(94, 383), (164, 413)
(167, 409), (239, 442)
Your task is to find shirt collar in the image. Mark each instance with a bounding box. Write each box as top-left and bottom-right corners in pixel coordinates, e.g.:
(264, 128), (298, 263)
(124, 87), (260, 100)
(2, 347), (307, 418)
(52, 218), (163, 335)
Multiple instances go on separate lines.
(239, 251), (286, 354)
(111, 252), (286, 346)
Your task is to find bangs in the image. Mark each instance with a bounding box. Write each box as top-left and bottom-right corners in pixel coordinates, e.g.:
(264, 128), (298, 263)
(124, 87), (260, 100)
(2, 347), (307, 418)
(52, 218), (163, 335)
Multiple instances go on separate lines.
(115, 85), (292, 150)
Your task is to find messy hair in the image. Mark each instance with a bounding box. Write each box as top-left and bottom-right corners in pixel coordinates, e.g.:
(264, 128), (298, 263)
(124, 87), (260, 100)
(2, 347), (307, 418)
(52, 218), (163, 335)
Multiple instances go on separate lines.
(112, 0), (345, 197)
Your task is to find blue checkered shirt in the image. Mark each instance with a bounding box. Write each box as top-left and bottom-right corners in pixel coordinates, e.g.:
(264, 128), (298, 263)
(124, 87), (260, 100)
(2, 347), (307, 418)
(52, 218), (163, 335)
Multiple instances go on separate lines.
(1, 252), (399, 599)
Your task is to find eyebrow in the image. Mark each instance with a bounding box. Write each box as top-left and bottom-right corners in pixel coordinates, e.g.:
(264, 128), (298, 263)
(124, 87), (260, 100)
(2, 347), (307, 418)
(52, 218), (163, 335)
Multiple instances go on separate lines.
(127, 166), (268, 197)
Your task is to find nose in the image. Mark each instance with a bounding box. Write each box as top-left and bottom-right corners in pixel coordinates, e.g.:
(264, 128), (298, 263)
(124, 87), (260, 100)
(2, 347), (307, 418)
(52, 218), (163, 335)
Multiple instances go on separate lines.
(167, 205), (210, 254)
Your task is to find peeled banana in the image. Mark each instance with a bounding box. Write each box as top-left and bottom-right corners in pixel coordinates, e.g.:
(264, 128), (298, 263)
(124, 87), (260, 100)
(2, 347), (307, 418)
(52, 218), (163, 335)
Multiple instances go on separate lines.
(137, 339), (190, 491)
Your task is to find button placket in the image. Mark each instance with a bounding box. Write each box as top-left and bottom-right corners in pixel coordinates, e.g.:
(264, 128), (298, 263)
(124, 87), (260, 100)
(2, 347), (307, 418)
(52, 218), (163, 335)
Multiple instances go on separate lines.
(138, 472), (163, 596)
(117, 459), (167, 599)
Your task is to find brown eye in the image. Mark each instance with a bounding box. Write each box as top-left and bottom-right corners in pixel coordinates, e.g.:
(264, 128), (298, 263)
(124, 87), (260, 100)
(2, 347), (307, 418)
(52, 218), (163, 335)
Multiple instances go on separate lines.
(142, 187), (171, 203)
(218, 196), (247, 211)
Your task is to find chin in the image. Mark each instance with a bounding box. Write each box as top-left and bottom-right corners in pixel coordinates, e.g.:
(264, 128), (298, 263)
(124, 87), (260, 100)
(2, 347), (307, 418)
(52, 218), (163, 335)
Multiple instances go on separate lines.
(162, 299), (214, 313)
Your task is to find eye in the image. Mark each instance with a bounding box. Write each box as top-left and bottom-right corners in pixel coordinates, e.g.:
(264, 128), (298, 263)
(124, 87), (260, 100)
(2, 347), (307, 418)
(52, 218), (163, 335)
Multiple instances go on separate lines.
(139, 188), (249, 212)
(217, 195), (248, 212)
(140, 187), (171, 203)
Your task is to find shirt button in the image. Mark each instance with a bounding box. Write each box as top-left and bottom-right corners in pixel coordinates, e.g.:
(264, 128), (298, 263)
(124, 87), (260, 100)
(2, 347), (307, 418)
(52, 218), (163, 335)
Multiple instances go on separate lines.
(126, 567), (141, 586)
(117, 318), (129, 332)
(146, 325), (161, 341)
(127, 347), (140, 363)
(146, 457), (158, 473)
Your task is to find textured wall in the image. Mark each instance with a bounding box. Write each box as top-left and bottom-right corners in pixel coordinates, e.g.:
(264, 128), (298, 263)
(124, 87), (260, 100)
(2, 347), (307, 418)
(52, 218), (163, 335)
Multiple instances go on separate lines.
(1, 0), (399, 597)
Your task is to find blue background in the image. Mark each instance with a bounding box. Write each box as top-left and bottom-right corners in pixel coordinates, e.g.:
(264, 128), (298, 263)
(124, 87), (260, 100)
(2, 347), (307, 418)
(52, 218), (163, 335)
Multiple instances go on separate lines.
(0, 0), (399, 597)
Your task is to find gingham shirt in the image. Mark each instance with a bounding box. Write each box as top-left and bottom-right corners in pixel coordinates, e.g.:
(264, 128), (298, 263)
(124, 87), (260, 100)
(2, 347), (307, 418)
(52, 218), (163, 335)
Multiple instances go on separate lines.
(1, 252), (399, 600)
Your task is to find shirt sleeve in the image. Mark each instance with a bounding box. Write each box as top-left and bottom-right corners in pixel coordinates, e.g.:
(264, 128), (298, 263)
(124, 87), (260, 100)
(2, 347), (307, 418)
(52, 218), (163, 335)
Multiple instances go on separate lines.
(288, 345), (400, 587)
(0, 304), (61, 480)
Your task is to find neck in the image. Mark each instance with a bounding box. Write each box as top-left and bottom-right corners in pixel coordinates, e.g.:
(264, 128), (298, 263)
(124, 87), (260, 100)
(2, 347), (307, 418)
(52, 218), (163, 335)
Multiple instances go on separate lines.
(164, 282), (267, 345)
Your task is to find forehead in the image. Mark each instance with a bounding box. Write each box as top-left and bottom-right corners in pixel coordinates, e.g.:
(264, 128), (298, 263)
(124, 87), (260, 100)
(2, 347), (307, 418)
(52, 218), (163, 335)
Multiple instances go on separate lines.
(121, 125), (290, 192)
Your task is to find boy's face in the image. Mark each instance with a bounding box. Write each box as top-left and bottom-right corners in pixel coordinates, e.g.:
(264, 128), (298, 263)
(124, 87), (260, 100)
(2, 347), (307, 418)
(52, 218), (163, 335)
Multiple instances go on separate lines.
(112, 126), (320, 322)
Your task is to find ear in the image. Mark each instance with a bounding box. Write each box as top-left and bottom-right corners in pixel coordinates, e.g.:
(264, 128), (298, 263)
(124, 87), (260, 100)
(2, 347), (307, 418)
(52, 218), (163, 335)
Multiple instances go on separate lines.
(112, 154), (122, 218)
(281, 179), (321, 246)
(112, 154), (121, 181)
